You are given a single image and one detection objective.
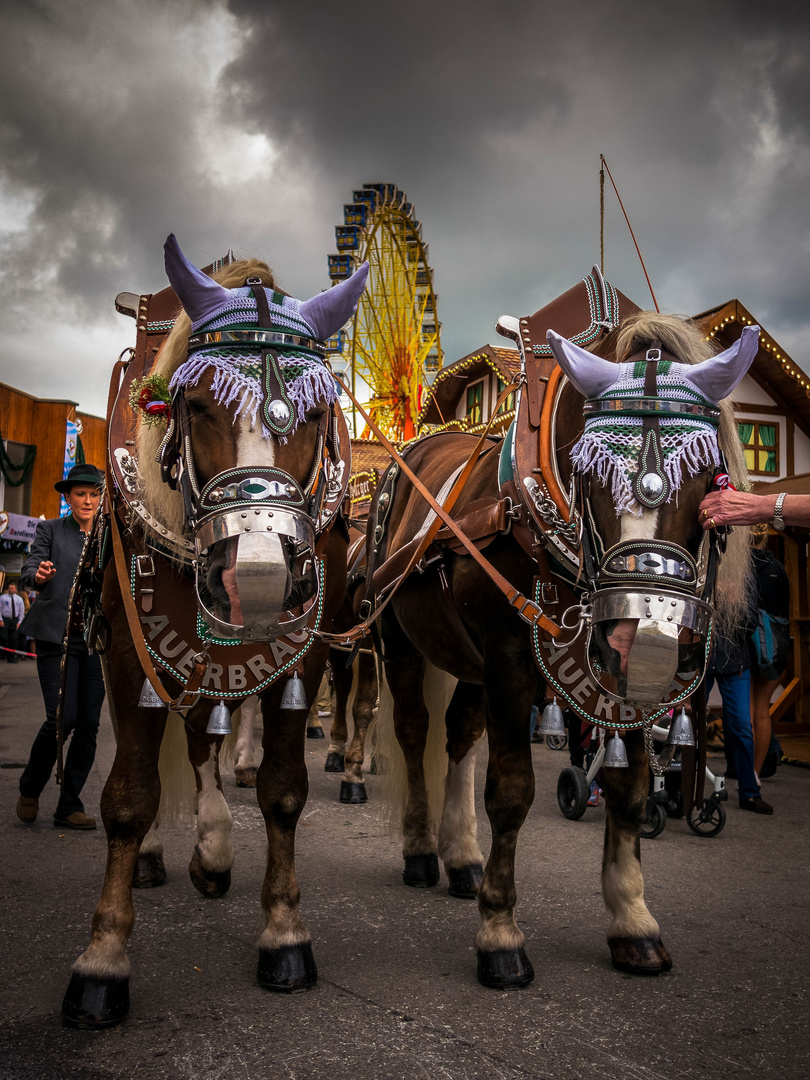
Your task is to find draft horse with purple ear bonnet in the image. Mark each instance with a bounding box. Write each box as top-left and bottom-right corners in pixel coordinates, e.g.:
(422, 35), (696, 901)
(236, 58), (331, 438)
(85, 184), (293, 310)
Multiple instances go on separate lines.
(366, 271), (757, 987)
(61, 236), (368, 1027)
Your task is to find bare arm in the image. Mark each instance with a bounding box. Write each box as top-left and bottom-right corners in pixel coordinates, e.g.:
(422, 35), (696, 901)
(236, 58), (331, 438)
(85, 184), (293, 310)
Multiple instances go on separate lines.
(698, 489), (810, 529)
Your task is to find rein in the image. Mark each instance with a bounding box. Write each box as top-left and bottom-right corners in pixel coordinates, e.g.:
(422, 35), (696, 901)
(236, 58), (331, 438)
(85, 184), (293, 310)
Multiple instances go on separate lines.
(309, 378), (561, 647)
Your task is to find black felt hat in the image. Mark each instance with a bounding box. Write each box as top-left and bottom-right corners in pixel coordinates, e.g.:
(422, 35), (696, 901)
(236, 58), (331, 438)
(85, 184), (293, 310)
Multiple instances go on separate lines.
(54, 464), (105, 494)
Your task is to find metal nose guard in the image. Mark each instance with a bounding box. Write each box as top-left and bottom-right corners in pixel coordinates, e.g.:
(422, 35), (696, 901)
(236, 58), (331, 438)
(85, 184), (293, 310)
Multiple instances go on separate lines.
(194, 509), (318, 641)
(585, 588), (712, 706)
(193, 465), (318, 642)
(583, 538), (712, 707)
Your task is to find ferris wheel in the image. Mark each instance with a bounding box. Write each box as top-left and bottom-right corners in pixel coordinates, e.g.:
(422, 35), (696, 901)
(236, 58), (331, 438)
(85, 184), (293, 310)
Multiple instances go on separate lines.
(326, 183), (443, 440)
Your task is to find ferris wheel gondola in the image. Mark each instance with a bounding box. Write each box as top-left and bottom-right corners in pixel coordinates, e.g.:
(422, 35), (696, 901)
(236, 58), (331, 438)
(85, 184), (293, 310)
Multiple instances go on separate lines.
(325, 183), (443, 440)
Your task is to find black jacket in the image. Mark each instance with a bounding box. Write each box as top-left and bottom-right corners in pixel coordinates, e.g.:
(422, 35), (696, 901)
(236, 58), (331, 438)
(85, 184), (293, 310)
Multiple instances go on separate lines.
(19, 516), (86, 645)
(707, 591), (758, 678)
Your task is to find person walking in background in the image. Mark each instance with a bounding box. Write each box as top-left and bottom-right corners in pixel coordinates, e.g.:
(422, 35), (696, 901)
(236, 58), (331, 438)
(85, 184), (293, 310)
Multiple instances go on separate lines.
(706, 584), (773, 816)
(749, 524), (790, 779)
(0, 581), (26, 662)
(16, 464), (106, 831)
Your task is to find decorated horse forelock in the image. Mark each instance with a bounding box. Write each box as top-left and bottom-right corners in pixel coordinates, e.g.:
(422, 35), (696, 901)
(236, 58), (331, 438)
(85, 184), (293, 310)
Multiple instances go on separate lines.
(140, 235), (370, 446)
(169, 289), (339, 443)
(546, 323), (761, 516)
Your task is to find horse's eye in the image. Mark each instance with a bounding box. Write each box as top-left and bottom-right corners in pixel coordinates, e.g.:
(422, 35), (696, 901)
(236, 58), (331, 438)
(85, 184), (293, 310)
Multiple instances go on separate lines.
(306, 406), (326, 423)
(186, 397), (208, 418)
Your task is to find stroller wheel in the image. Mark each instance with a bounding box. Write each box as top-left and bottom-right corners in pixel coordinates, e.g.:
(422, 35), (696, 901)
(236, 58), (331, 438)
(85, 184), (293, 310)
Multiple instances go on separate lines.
(545, 733), (569, 751)
(640, 800), (667, 839)
(557, 767), (589, 820)
(686, 797), (726, 838)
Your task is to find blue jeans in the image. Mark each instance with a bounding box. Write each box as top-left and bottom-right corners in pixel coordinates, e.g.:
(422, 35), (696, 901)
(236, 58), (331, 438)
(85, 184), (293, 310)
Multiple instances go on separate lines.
(706, 672), (759, 801)
(19, 635), (105, 817)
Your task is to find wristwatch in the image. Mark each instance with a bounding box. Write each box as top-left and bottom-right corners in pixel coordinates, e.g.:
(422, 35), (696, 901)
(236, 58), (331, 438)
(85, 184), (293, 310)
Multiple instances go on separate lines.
(771, 491), (787, 531)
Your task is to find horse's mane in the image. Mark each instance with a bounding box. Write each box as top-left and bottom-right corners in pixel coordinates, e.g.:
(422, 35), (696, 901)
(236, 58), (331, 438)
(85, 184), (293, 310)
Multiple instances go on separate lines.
(607, 311), (752, 632)
(135, 258), (276, 538)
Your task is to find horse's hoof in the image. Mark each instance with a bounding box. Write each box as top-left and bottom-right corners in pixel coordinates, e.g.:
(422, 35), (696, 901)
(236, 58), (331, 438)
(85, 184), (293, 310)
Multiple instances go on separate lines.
(306, 726), (325, 739)
(189, 845), (231, 899)
(339, 781), (368, 804)
(132, 852), (167, 889)
(62, 971), (130, 1028)
(324, 752), (345, 773)
(447, 863), (483, 899)
(608, 936), (673, 975)
(403, 853), (440, 888)
(257, 942), (318, 992)
(235, 765), (258, 788)
(477, 947), (535, 990)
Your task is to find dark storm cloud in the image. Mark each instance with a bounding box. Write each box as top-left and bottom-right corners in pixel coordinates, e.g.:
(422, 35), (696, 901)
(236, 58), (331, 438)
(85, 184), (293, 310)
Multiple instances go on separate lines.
(1, 0), (809, 413)
(221, 0), (810, 354)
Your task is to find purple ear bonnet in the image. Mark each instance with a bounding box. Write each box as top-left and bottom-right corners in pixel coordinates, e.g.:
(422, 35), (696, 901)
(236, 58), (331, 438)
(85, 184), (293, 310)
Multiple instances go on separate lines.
(163, 235), (368, 437)
(546, 324), (759, 516)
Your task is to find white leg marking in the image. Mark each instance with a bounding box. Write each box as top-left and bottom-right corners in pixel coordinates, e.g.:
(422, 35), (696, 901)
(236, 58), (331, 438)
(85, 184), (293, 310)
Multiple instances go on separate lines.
(196, 744), (234, 873)
(235, 694), (258, 770)
(140, 822), (163, 857)
(73, 947), (131, 979)
(475, 913), (526, 953)
(438, 746), (484, 870)
(602, 829), (660, 939)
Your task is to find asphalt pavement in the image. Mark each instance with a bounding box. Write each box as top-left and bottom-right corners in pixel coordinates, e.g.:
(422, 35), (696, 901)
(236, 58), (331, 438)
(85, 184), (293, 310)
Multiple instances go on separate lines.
(1, 659), (808, 1080)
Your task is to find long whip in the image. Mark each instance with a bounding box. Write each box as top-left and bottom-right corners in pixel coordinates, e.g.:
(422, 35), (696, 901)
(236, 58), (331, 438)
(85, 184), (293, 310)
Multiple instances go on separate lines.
(600, 154), (660, 312)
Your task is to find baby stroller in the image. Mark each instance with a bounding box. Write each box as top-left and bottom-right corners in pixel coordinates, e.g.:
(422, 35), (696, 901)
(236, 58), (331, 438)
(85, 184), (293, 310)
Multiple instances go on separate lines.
(554, 707), (727, 838)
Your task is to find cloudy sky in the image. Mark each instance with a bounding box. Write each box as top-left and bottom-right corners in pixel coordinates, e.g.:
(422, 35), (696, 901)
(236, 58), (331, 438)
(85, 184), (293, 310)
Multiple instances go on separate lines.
(1, 0), (809, 418)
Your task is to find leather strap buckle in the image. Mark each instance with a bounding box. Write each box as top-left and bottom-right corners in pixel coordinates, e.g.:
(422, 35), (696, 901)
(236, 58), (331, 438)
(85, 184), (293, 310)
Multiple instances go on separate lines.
(541, 582), (559, 605)
(511, 594), (543, 626)
(135, 554), (155, 577)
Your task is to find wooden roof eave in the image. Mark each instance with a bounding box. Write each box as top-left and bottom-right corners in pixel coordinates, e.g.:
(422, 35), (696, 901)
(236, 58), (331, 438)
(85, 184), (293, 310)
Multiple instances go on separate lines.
(693, 300), (810, 441)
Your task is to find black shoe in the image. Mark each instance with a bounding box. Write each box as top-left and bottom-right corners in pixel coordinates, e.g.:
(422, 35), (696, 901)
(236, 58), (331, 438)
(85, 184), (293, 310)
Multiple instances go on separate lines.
(739, 796), (773, 815)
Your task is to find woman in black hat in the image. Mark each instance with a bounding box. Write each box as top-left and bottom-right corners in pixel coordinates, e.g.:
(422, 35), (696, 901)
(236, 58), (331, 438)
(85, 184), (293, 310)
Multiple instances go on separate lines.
(16, 464), (106, 830)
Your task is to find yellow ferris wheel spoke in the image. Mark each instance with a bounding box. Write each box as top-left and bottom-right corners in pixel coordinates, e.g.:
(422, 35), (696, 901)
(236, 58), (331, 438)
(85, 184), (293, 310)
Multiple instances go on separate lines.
(325, 183), (443, 441)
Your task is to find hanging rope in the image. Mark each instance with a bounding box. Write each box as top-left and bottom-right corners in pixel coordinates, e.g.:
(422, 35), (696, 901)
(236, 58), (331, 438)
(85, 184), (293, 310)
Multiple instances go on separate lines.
(599, 154), (660, 312)
(0, 423), (37, 488)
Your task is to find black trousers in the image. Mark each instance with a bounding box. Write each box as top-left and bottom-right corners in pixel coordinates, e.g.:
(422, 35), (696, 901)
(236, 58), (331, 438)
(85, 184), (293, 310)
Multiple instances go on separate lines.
(2, 616), (20, 662)
(19, 635), (105, 818)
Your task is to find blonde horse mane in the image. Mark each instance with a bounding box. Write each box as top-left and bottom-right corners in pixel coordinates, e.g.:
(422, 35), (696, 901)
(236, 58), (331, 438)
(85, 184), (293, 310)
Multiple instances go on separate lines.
(611, 311), (751, 631)
(135, 258), (277, 537)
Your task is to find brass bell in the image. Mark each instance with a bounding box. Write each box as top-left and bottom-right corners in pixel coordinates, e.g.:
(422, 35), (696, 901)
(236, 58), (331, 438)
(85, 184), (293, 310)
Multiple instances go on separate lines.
(603, 732), (629, 768)
(666, 707), (695, 747)
(279, 672), (307, 711)
(538, 698), (565, 736)
(138, 678), (164, 708)
(206, 698), (232, 735)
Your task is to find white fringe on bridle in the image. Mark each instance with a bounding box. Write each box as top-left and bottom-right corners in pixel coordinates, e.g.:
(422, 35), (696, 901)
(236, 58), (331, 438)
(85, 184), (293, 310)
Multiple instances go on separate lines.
(169, 352), (339, 441)
(572, 417), (721, 517)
